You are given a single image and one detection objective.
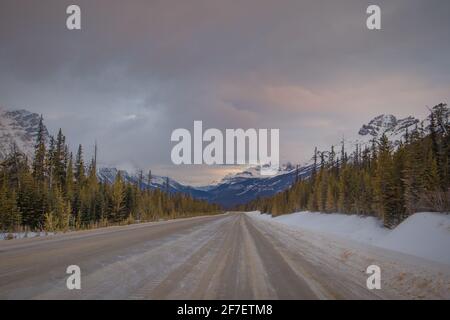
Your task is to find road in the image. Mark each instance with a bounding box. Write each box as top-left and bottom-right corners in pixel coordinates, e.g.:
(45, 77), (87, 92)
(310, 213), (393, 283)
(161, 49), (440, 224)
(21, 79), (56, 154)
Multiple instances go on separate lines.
(0, 213), (448, 299)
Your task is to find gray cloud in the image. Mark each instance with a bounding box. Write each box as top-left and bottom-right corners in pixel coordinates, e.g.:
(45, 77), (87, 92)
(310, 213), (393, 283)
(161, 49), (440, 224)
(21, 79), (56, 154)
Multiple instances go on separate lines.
(0, 0), (449, 184)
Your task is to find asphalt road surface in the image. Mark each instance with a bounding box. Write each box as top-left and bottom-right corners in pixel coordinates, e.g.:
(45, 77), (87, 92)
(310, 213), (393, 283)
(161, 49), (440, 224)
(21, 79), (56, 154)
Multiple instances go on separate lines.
(0, 213), (447, 299)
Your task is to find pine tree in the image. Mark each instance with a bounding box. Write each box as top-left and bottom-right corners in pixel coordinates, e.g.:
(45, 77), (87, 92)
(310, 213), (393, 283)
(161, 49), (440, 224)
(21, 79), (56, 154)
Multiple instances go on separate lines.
(75, 144), (85, 185)
(325, 176), (336, 213)
(111, 172), (125, 222)
(46, 136), (55, 188)
(32, 115), (46, 183)
(375, 134), (398, 227)
(165, 176), (170, 194)
(53, 129), (67, 188)
(403, 133), (425, 215)
(65, 153), (74, 201)
(312, 147), (318, 176)
(0, 183), (21, 231)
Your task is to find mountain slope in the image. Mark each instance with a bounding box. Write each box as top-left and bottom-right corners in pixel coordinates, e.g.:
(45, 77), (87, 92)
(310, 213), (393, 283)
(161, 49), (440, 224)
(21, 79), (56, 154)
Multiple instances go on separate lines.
(97, 167), (211, 200)
(358, 114), (419, 143)
(351, 114), (420, 149)
(0, 108), (48, 160)
(200, 165), (314, 208)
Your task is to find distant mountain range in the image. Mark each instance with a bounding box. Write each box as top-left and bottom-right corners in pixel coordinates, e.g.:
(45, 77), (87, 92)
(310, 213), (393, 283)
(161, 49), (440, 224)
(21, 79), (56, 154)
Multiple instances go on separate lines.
(97, 164), (314, 208)
(0, 107), (436, 208)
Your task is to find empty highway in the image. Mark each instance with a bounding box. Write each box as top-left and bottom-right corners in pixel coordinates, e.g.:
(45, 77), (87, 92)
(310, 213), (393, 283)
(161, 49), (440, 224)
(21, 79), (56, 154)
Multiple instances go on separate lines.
(0, 213), (448, 299)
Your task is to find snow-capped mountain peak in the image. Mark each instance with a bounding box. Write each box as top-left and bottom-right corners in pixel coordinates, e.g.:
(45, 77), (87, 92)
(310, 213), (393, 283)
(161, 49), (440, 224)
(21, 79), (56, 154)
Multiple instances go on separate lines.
(356, 114), (419, 148)
(0, 108), (48, 160)
(358, 114), (419, 140)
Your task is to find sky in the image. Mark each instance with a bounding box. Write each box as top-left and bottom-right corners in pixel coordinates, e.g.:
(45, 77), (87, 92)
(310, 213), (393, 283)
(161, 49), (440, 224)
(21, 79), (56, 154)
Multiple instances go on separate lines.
(0, 0), (449, 185)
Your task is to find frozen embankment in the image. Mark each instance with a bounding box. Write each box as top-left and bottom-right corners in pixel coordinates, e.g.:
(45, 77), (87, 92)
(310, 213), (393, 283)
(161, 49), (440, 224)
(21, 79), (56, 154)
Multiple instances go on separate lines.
(248, 211), (450, 266)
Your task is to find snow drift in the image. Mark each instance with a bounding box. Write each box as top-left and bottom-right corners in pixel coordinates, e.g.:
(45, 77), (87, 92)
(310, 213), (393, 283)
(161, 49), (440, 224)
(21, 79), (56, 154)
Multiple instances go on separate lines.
(249, 211), (450, 265)
(375, 212), (450, 265)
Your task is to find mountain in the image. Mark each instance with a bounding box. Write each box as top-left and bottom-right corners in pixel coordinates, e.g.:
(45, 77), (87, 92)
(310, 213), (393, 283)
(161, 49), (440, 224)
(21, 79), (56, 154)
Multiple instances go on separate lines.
(354, 108), (448, 148)
(0, 108), (48, 160)
(357, 114), (419, 146)
(199, 164), (314, 208)
(97, 167), (211, 199)
(97, 164), (314, 208)
(96, 165), (314, 208)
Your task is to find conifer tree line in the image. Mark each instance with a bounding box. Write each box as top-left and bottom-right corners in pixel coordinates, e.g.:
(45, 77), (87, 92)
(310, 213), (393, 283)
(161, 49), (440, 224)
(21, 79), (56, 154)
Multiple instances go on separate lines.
(0, 117), (221, 232)
(240, 103), (450, 228)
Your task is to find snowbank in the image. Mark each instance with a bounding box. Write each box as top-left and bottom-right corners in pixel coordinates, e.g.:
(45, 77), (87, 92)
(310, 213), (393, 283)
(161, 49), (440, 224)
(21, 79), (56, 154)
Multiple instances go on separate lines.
(376, 212), (450, 265)
(0, 231), (54, 240)
(249, 211), (389, 243)
(248, 211), (450, 265)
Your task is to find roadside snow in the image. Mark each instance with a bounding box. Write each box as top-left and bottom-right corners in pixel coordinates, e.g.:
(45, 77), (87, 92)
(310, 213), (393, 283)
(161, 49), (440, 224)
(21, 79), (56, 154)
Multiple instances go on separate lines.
(250, 211), (389, 243)
(0, 231), (54, 240)
(376, 212), (450, 265)
(248, 211), (450, 265)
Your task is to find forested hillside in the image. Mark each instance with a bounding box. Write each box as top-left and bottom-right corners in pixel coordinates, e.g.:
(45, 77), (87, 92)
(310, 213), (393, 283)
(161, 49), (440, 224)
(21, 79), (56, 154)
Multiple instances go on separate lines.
(240, 103), (450, 228)
(0, 117), (221, 233)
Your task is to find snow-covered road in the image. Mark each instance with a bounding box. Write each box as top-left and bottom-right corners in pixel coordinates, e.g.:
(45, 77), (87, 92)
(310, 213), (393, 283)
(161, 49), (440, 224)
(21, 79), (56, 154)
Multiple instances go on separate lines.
(0, 213), (448, 299)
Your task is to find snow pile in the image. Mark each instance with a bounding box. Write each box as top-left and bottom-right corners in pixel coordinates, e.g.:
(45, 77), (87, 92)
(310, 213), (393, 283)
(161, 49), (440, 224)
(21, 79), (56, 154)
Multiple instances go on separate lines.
(249, 211), (450, 265)
(0, 231), (54, 240)
(251, 211), (388, 243)
(375, 212), (450, 265)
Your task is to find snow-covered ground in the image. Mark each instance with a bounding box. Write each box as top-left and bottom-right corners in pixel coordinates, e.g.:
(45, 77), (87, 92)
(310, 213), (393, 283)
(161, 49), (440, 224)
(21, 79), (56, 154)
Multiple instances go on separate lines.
(0, 231), (54, 240)
(248, 211), (450, 266)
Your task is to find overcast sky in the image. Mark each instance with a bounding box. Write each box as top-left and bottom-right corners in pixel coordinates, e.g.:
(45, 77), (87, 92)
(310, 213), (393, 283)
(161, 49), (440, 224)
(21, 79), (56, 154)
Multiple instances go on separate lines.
(0, 0), (449, 184)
